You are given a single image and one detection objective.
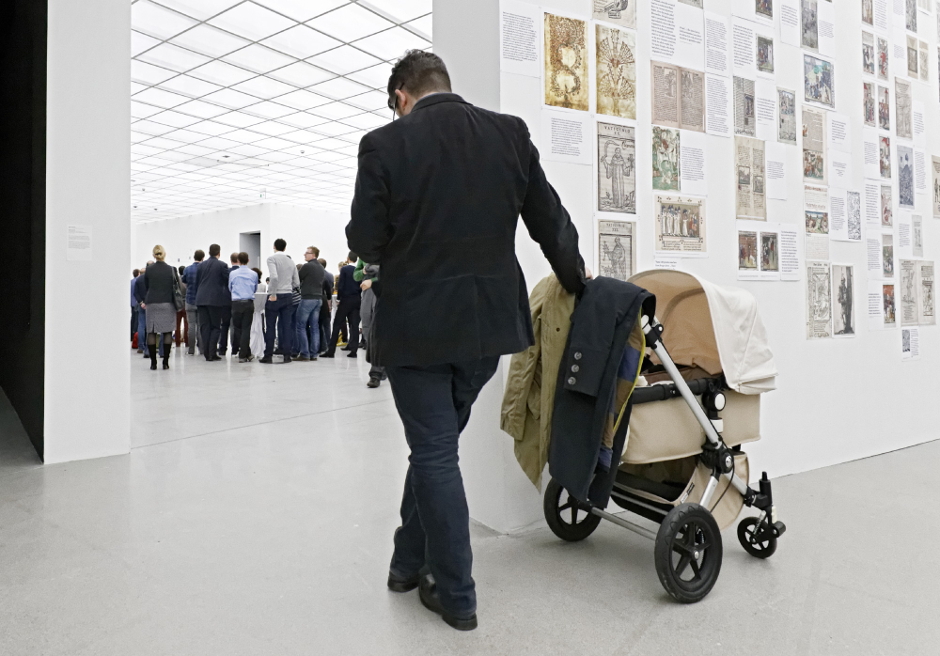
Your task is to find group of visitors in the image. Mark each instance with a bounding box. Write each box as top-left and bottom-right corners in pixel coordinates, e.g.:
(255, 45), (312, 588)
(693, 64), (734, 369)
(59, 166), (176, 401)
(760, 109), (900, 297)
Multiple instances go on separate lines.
(130, 240), (384, 386)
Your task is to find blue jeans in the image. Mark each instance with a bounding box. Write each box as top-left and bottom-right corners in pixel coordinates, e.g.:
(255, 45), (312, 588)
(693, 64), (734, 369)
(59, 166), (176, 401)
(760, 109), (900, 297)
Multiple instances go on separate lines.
(294, 298), (322, 357)
(386, 356), (500, 618)
(263, 294), (295, 359)
(137, 308), (149, 356)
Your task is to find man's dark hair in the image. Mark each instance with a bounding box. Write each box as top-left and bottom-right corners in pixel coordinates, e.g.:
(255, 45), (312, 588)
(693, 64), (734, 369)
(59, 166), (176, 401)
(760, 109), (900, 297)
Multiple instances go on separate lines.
(237, 252), (249, 265)
(230, 252), (239, 264)
(133, 269), (140, 277)
(208, 244), (221, 257)
(387, 50), (451, 109)
(251, 267), (263, 281)
(307, 245), (320, 257)
(274, 238), (287, 252)
(178, 265), (186, 275)
(348, 251), (358, 263)
(193, 249), (205, 261)
(318, 258), (327, 267)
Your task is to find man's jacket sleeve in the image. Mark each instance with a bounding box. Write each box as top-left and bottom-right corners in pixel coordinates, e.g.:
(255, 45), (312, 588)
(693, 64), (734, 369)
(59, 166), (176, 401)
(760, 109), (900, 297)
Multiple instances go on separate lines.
(347, 133), (391, 265)
(518, 122), (586, 295)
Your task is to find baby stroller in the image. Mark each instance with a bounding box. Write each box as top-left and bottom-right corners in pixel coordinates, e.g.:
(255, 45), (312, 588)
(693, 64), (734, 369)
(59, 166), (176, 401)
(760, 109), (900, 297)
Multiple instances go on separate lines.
(543, 270), (786, 602)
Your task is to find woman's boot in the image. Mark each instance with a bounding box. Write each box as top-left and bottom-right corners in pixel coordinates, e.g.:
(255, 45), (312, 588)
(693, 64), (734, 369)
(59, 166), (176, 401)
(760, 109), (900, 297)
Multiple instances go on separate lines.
(149, 348), (158, 371)
(162, 339), (171, 370)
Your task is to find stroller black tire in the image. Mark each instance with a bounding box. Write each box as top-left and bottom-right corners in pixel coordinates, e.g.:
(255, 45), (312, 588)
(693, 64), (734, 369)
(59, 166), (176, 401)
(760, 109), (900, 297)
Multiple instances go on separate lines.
(654, 503), (722, 603)
(737, 516), (778, 559)
(543, 478), (601, 542)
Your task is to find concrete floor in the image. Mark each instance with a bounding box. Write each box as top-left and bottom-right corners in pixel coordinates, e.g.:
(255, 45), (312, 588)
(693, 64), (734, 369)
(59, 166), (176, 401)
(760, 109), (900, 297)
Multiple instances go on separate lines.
(1, 351), (938, 655)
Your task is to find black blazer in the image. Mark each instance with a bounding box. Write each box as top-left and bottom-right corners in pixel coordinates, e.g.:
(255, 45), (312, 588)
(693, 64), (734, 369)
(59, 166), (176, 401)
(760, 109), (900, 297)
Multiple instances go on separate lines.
(549, 278), (655, 505)
(194, 256), (231, 307)
(347, 93), (585, 367)
(140, 261), (176, 305)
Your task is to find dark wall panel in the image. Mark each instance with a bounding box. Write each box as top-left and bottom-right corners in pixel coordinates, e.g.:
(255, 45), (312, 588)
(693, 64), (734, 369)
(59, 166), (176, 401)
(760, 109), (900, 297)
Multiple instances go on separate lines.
(0, 0), (47, 459)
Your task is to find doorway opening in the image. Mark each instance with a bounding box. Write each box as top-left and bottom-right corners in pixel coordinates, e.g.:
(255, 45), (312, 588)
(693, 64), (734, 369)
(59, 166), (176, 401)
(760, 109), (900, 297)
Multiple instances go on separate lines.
(240, 232), (261, 272)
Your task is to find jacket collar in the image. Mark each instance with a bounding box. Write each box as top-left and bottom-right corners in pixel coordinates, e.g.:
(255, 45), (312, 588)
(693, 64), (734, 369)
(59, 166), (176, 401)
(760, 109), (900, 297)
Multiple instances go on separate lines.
(411, 92), (467, 113)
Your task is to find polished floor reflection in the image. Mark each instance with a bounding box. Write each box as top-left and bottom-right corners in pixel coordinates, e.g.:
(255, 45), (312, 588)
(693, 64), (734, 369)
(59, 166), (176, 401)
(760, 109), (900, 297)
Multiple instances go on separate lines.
(0, 354), (938, 655)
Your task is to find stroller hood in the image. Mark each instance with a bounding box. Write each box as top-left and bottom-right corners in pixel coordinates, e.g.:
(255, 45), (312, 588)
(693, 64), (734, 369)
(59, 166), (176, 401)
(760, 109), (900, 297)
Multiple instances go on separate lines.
(629, 270), (777, 394)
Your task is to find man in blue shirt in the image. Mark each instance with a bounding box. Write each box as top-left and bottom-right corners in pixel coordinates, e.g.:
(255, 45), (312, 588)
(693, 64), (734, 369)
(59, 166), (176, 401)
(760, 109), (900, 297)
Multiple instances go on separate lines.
(182, 250), (203, 356)
(229, 251), (259, 363)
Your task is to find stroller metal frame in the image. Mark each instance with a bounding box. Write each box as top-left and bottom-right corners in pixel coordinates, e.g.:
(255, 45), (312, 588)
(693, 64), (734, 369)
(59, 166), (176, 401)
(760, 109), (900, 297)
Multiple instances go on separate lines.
(544, 315), (787, 603)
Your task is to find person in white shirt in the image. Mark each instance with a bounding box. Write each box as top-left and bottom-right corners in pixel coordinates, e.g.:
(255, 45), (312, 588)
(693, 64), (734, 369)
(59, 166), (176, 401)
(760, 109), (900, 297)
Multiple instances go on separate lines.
(260, 238), (300, 364)
(250, 267), (267, 357)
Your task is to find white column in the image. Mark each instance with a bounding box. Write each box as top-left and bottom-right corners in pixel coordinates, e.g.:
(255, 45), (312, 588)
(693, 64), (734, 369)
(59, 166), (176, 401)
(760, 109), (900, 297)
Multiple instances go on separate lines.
(434, 0), (548, 533)
(44, 0), (131, 463)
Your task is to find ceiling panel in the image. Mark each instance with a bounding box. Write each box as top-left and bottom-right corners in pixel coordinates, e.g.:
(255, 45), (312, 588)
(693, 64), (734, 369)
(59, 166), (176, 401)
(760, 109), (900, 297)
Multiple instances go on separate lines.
(208, 2), (296, 41)
(306, 4), (394, 42)
(152, 0), (244, 21)
(131, 0), (429, 221)
(253, 0), (350, 22)
(132, 1), (199, 40)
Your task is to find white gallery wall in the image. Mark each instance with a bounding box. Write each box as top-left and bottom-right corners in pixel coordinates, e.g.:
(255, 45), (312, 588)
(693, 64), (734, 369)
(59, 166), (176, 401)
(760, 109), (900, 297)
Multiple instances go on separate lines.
(44, 0), (131, 464)
(443, 0), (940, 532)
(133, 204), (353, 273)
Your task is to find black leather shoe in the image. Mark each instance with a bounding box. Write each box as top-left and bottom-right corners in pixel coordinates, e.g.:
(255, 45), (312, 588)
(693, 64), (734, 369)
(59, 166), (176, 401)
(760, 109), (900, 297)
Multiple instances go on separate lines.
(367, 376), (381, 388)
(418, 576), (477, 631)
(210, 355), (222, 361)
(387, 571), (420, 593)
(259, 356), (273, 364)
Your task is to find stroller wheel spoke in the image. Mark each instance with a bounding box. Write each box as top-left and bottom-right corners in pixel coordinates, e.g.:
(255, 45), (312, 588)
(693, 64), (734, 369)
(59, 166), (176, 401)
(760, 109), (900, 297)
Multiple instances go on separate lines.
(570, 506), (579, 524)
(675, 554), (692, 577)
(689, 558), (701, 579)
(672, 542), (691, 557)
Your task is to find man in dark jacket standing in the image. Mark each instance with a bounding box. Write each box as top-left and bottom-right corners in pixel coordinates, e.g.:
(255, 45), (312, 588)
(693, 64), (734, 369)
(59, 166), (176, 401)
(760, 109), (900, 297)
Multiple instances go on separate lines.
(194, 243), (231, 362)
(346, 51), (585, 631)
(318, 258), (333, 356)
(218, 252), (238, 357)
(322, 252), (362, 358)
(295, 246), (326, 361)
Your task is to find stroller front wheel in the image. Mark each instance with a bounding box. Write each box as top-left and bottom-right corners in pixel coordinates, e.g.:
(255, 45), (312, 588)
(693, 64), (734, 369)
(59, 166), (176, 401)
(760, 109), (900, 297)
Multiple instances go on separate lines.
(737, 516), (778, 558)
(543, 478), (601, 542)
(654, 503), (723, 603)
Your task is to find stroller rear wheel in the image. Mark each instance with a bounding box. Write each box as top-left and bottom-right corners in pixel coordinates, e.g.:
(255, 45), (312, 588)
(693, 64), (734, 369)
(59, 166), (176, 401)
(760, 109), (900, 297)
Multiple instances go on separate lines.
(654, 503), (722, 603)
(543, 478), (601, 542)
(737, 516), (778, 558)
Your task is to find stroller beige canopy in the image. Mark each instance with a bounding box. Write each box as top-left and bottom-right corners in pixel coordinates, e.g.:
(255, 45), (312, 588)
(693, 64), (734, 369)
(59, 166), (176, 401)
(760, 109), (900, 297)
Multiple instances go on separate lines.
(629, 270), (777, 394)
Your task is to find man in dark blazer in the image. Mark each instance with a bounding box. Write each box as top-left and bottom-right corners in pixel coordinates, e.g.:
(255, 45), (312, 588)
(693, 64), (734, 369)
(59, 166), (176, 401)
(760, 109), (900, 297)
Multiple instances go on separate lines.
(346, 51), (586, 631)
(194, 243), (231, 362)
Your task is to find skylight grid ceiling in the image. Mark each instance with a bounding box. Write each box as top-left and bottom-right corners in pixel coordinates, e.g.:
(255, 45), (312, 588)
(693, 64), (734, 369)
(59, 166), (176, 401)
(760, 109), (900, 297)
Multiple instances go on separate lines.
(130, 0), (432, 222)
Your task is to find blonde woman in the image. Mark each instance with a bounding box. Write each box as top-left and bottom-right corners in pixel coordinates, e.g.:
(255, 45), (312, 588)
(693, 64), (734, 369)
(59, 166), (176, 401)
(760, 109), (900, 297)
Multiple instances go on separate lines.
(139, 245), (179, 370)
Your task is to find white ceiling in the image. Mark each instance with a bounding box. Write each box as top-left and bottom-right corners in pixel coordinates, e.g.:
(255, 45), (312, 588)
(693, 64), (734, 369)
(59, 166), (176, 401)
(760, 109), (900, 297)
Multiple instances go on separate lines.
(130, 0), (432, 222)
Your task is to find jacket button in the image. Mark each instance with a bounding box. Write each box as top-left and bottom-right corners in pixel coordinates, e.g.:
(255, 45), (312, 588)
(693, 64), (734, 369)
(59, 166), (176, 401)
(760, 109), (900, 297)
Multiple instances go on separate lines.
(574, 352), (582, 360)
(567, 377), (577, 385)
(571, 365), (579, 373)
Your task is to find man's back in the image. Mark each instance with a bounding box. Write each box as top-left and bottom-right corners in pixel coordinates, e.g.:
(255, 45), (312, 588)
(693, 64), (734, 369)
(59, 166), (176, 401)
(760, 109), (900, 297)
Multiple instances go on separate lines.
(336, 264), (361, 301)
(266, 251), (298, 295)
(183, 261), (200, 305)
(194, 257), (228, 306)
(347, 93), (583, 367)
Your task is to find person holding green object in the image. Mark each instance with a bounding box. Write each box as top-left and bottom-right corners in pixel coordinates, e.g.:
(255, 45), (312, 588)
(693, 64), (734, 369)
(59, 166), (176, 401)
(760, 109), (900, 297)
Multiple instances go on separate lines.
(354, 260), (385, 387)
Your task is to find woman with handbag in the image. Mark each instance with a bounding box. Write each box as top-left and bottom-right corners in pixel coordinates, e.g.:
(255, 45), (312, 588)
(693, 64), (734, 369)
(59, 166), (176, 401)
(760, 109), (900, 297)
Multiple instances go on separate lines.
(139, 245), (183, 370)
